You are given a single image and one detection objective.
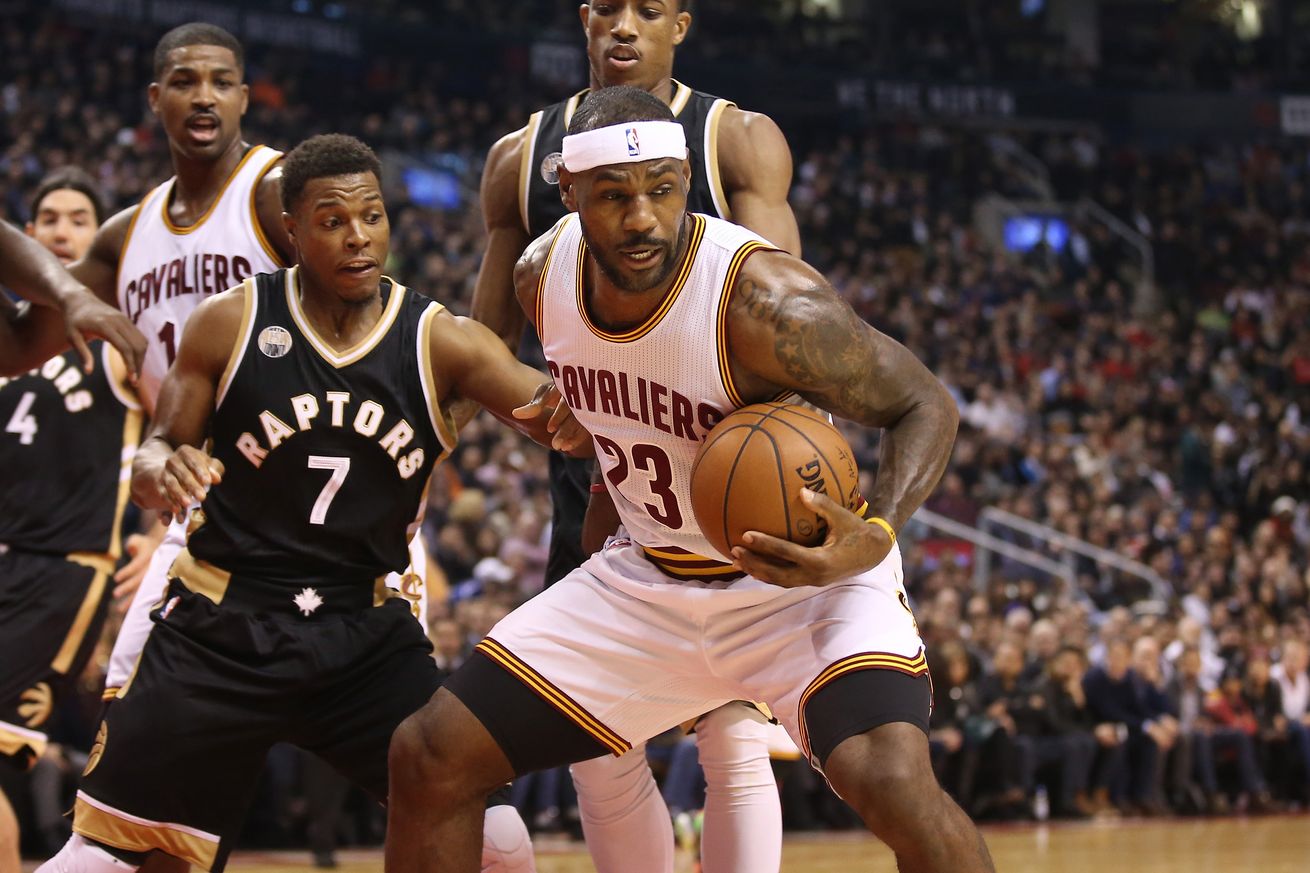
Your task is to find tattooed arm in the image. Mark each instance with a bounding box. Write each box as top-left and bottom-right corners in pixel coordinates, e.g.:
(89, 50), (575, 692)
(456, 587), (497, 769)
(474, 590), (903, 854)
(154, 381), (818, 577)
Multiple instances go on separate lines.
(724, 250), (958, 586)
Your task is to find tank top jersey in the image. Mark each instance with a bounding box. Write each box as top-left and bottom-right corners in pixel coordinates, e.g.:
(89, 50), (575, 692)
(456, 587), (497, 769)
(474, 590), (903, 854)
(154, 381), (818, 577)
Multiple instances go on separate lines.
(522, 80), (735, 238)
(0, 341), (143, 557)
(184, 267), (457, 586)
(116, 144), (285, 408)
(536, 212), (785, 567)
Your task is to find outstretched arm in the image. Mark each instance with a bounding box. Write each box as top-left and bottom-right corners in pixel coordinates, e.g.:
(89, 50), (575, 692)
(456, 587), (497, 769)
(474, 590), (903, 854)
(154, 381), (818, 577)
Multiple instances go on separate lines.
(130, 288), (245, 519)
(2, 214), (146, 376)
(426, 310), (589, 455)
(717, 108), (801, 256)
(470, 129), (534, 350)
(726, 251), (958, 585)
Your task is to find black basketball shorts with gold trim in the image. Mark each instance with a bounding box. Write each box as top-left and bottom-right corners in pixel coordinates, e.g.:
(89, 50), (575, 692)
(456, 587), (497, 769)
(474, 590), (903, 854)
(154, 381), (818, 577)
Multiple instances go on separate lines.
(1, 548), (114, 769)
(74, 577), (443, 872)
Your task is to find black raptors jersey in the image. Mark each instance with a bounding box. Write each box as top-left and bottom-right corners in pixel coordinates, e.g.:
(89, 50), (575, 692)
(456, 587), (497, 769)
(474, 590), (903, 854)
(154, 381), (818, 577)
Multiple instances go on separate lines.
(0, 341), (142, 556)
(523, 79), (735, 238)
(187, 268), (454, 585)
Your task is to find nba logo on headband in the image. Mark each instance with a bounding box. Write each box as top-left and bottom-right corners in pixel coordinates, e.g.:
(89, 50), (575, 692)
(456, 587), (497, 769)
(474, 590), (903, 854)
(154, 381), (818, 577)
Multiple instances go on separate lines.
(561, 121), (685, 172)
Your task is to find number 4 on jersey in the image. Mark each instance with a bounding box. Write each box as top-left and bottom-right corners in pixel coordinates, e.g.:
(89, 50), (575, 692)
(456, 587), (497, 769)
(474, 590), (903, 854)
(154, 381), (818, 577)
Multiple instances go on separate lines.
(5, 391), (38, 445)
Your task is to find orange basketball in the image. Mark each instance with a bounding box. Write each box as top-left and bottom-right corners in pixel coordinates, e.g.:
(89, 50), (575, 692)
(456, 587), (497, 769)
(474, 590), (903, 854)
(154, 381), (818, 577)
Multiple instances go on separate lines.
(690, 402), (862, 559)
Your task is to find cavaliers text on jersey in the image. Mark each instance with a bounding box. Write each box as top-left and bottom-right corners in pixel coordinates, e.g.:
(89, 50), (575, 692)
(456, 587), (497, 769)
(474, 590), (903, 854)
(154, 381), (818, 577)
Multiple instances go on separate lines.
(117, 144), (285, 408)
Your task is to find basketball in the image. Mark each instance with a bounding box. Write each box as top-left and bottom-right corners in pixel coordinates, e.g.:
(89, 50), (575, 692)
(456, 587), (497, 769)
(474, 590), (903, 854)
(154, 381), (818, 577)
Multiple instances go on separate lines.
(689, 402), (862, 559)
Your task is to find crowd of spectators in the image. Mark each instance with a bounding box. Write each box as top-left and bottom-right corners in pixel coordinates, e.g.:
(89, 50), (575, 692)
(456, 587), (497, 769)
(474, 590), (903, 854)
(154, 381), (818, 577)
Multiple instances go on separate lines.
(5, 1), (1310, 859)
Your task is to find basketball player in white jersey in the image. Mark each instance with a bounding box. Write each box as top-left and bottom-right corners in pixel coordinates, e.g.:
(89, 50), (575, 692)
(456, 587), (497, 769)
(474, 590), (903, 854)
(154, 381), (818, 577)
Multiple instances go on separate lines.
(472, 3), (797, 869)
(386, 87), (996, 873)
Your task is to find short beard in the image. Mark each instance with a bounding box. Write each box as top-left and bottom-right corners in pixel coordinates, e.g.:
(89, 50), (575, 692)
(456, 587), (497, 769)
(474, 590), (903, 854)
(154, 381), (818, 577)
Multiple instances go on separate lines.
(580, 215), (687, 293)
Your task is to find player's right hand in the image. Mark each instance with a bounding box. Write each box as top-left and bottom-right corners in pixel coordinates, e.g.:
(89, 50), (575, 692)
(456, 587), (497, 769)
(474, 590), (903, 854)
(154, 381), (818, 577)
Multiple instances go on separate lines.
(158, 445), (224, 522)
(61, 286), (147, 378)
(513, 381), (592, 454)
(732, 489), (893, 588)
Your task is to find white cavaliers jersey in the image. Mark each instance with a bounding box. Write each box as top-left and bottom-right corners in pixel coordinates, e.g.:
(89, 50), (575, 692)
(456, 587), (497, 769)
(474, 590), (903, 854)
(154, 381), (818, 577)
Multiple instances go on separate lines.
(116, 144), (285, 408)
(537, 212), (781, 565)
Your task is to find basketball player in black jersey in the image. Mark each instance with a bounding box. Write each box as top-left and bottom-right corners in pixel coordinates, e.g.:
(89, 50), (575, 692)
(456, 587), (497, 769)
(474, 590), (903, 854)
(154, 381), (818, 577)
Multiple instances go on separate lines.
(470, 3), (800, 870)
(35, 136), (583, 873)
(1, 170), (142, 873)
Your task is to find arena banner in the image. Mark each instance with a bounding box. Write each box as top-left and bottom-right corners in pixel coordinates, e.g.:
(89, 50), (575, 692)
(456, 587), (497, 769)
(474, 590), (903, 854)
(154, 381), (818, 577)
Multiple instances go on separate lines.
(52, 0), (361, 56)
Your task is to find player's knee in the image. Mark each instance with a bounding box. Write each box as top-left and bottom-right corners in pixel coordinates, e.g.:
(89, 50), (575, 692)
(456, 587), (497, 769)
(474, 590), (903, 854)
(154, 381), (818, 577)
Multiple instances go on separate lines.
(695, 704), (770, 768)
(570, 748), (651, 798)
(389, 708), (471, 805)
(480, 805), (535, 873)
(825, 728), (937, 834)
(36, 836), (140, 873)
(390, 694), (505, 805)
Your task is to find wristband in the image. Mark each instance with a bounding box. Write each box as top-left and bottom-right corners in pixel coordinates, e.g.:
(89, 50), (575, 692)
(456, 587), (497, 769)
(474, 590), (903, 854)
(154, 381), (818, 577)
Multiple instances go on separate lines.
(590, 483), (608, 494)
(866, 516), (896, 544)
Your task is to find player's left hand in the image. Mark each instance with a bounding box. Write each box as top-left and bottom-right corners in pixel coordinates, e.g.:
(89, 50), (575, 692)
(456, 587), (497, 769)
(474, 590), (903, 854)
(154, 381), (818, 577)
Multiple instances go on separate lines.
(61, 287), (146, 378)
(512, 381), (591, 454)
(731, 489), (893, 588)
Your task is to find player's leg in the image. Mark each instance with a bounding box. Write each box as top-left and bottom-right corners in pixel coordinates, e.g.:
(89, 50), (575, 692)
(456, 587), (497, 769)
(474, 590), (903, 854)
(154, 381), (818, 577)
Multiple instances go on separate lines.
(387, 551), (733, 873)
(480, 801), (535, 873)
(298, 599), (535, 873)
(387, 687), (523, 872)
(823, 720), (993, 873)
(43, 581), (287, 873)
(569, 747), (673, 873)
(101, 522), (185, 698)
(0, 787), (18, 873)
(721, 548), (993, 873)
(1, 551), (117, 873)
(694, 703), (781, 873)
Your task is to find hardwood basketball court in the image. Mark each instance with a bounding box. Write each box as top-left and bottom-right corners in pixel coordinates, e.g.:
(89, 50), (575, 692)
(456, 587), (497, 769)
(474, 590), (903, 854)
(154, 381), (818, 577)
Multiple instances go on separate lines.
(211, 814), (1310, 873)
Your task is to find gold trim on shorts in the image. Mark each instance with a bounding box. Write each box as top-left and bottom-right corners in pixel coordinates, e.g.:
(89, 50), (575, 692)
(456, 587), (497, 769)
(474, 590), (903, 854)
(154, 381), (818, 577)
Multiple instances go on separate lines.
(0, 720), (48, 765)
(476, 638), (631, 756)
(73, 792), (220, 870)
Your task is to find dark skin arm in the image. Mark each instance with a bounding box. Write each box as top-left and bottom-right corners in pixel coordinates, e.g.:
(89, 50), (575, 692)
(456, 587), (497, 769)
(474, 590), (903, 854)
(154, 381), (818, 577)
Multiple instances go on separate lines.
(1, 215), (146, 377)
(425, 309), (590, 456)
(0, 297), (60, 375)
(470, 128), (534, 351)
(725, 251), (959, 586)
(716, 107), (801, 255)
(130, 288), (242, 519)
(581, 466), (621, 555)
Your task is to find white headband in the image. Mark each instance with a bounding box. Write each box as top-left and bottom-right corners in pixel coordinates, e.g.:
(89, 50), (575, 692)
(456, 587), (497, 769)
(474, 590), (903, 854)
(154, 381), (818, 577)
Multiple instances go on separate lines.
(561, 120), (687, 173)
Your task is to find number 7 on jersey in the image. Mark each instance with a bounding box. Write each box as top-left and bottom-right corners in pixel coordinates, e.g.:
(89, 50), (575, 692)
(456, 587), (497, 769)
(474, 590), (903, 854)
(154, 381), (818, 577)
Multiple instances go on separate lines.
(307, 455), (351, 524)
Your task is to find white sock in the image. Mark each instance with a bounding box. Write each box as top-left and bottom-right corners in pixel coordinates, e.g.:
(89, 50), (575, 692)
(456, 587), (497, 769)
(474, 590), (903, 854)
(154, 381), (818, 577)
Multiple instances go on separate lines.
(570, 746), (673, 873)
(696, 704), (782, 873)
(481, 804), (536, 873)
(36, 836), (139, 873)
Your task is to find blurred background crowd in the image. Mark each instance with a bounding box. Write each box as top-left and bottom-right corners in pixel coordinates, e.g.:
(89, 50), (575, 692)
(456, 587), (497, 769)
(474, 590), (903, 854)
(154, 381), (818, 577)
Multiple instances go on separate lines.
(4, 0), (1310, 862)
